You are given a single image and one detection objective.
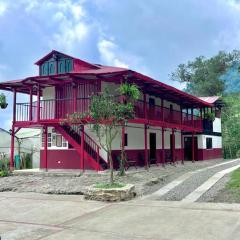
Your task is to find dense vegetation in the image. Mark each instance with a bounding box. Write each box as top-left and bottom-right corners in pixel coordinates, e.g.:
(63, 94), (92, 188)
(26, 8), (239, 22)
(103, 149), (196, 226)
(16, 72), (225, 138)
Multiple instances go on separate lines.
(171, 50), (240, 159)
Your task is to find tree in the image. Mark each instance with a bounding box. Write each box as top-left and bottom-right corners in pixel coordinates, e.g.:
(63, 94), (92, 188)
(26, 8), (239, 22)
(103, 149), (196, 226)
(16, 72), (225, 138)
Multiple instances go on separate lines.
(118, 83), (140, 176)
(67, 83), (139, 184)
(221, 93), (240, 159)
(170, 50), (240, 96)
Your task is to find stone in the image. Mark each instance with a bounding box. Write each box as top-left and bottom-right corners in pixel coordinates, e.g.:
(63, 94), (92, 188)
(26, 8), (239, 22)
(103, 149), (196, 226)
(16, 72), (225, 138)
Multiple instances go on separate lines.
(84, 184), (136, 202)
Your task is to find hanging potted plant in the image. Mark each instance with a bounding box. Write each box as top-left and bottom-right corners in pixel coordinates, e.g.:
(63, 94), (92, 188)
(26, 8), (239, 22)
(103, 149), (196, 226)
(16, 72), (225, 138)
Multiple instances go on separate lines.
(0, 93), (8, 109)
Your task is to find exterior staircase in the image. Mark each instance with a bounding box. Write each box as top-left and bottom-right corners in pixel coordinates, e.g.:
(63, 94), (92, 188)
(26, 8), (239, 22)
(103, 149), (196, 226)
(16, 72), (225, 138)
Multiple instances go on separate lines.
(56, 125), (108, 171)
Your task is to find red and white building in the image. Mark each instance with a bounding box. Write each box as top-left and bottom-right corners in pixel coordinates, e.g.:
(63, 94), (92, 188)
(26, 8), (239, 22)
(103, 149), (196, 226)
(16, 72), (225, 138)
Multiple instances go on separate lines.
(0, 51), (223, 171)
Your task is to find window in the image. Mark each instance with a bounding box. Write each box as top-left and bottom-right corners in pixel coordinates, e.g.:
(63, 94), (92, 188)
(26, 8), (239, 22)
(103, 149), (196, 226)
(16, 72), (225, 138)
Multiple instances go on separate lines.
(124, 133), (128, 147)
(56, 134), (62, 147)
(206, 137), (212, 149)
(65, 59), (73, 72)
(41, 132), (52, 147)
(49, 62), (55, 75)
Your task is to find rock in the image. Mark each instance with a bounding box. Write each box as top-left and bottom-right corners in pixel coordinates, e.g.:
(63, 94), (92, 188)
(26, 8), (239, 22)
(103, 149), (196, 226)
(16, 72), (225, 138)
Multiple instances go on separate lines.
(84, 184), (136, 202)
(145, 177), (163, 186)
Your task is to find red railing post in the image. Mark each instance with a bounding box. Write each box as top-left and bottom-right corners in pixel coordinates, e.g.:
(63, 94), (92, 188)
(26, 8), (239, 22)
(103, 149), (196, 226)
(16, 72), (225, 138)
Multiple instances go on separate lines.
(191, 108), (194, 128)
(37, 86), (41, 122)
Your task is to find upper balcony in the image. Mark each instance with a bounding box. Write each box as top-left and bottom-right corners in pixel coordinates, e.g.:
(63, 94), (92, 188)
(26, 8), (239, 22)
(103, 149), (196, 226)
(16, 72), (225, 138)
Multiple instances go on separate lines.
(15, 98), (203, 132)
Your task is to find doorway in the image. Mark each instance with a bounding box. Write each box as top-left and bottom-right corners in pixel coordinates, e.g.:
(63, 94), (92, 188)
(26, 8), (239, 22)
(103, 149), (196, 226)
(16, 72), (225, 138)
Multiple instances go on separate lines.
(149, 133), (156, 162)
(184, 136), (198, 161)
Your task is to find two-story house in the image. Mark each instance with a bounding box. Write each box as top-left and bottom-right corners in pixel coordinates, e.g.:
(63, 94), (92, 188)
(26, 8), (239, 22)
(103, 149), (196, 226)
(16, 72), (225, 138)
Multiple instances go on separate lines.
(0, 50), (223, 171)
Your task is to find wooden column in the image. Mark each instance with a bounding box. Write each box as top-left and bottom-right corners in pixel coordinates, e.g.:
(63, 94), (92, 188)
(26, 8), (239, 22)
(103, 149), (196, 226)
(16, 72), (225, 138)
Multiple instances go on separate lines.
(81, 125), (85, 171)
(37, 86), (41, 122)
(181, 131), (184, 164)
(10, 90), (17, 170)
(10, 125), (15, 170)
(143, 93), (147, 119)
(161, 98), (164, 121)
(162, 127), (165, 167)
(43, 126), (48, 171)
(192, 132), (195, 162)
(144, 124), (148, 169)
(172, 128), (175, 164)
(29, 87), (33, 121)
(200, 108), (203, 120)
(180, 106), (183, 125)
(191, 108), (194, 127)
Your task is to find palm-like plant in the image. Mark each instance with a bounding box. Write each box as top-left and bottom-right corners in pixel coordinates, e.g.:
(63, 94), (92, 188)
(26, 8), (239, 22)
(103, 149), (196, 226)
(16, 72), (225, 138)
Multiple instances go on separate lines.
(0, 93), (8, 109)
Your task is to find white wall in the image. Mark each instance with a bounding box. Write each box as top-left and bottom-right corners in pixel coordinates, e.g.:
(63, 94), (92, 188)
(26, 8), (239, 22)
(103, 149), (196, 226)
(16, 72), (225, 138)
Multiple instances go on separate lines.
(213, 118), (221, 133)
(196, 135), (222, 149)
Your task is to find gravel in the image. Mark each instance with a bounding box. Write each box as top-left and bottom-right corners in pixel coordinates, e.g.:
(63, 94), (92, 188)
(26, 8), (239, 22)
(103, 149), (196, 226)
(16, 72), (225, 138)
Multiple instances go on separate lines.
(158, 159), (240, 201)
(0, 159), (229, 197)
(197, 174), (230, 202)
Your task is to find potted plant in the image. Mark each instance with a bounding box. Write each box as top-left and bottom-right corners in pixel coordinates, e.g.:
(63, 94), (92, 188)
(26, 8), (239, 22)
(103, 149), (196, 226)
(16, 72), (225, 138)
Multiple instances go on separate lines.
(0, 93), (8, 109)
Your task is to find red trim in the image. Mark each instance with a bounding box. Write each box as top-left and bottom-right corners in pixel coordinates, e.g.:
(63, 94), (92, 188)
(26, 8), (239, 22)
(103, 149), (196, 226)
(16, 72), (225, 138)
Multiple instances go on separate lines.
(10, 125), (15, 170)
(44, 126), (48, 170)
(192, 132), (195, 162)
(144, 124), (148, 168)
(197, 148), (222, 160)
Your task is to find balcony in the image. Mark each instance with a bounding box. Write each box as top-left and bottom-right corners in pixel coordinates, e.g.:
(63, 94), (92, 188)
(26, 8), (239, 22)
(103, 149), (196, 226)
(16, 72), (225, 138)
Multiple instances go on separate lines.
(15, 98), (203, 131)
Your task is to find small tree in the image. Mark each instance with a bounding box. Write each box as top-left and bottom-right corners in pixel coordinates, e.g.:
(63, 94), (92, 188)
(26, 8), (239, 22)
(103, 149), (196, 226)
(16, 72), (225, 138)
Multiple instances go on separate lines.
(67, 83), (139, 184)
(118, 83), (140, 176)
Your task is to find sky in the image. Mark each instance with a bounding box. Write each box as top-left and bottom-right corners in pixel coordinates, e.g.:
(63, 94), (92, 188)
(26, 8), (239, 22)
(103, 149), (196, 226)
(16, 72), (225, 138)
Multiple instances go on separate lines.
(1, 0), (240, 130)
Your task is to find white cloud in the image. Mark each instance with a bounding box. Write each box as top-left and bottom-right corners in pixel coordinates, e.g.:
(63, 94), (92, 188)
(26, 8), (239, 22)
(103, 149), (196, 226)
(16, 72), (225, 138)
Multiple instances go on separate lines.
(0, 1), (7, 16)
(98, 39), (129, 68)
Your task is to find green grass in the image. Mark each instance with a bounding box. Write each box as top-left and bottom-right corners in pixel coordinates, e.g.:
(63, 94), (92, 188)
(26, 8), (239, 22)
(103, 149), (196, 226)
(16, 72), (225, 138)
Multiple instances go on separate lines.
(94, 182), (126, 189)
(227, 168), (240, 189)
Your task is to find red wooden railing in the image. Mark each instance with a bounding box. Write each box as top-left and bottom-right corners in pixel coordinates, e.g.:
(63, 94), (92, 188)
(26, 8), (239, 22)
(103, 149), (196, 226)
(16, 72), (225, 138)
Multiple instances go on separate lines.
(15, 98), (202, 130)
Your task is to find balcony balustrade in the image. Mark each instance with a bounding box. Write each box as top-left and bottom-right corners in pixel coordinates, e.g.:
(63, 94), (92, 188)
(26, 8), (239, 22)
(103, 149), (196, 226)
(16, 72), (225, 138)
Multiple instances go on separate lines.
(15, 98), (203, 131)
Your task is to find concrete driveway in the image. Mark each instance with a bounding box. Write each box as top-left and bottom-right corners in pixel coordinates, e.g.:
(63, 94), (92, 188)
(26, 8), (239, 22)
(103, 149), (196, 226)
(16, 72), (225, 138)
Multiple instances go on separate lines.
(0, 192), (240, 240)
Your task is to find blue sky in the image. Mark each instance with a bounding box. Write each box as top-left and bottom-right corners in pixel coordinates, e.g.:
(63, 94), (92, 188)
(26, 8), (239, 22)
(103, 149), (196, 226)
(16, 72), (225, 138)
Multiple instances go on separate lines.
(1, 0), (240, 130)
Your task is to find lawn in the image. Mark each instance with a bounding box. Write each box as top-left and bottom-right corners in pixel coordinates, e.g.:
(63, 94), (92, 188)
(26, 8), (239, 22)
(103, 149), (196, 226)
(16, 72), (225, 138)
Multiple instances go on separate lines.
(227, 168), (240, 189)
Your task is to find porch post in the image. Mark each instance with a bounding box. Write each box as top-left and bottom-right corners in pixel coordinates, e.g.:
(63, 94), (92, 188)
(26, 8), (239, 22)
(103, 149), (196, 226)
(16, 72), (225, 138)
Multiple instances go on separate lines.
(192, 132), (195, 162)
(37, 86), (41, 122)
(181, 131), (184, 164)
(81, 125), (85, 171)
(180, 106), (183, 125)
(143, 93), (147, 119)
(191, 108), (194, 127)
(162, 127), (165, 166)
(43, 126), (48, 171)
(200, 108), (203, 120)
(172, 128), (175, 164)
(161, 98), (164, 121)
(29, 87), (33, 121)
(144, 124), (148, 169)
(13, 89), (16, 123)
(10, 89), (17, 170)
(10, 125), (15, 170)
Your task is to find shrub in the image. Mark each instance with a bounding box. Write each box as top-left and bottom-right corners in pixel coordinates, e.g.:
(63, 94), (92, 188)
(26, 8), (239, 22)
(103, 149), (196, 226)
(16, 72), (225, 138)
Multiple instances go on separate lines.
(0, 157), (10, 177)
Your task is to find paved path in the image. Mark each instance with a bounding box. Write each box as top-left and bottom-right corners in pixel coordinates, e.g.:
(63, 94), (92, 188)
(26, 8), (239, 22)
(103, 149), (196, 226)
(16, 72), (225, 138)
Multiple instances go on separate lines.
(0, 192), (240, 239)
(148, 159), (240, 202)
